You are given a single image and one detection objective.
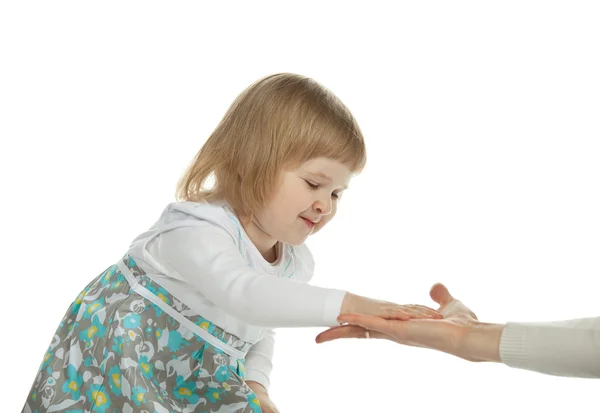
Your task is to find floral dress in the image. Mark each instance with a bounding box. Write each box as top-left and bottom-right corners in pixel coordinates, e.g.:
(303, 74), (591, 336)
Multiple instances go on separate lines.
(23, 256), (262, 413)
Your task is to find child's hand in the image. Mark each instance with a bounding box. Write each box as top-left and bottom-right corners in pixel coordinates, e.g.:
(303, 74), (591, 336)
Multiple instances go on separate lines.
(246, 381), (280, 413)
(340, 292), (443, 320)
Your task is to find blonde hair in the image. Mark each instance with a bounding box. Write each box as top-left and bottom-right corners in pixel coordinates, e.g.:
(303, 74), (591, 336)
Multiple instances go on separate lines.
(176, 73), (366, 219)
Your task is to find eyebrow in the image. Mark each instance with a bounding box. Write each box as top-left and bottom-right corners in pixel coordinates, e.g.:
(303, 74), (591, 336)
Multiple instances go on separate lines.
(308, 172), (348, 190)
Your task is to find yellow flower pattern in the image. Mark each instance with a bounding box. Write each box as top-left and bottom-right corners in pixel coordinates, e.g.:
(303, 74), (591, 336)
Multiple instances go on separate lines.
(23, 256), (259, 413)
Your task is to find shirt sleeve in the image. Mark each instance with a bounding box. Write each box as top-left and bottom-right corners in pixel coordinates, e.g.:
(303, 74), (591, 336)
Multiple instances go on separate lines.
(499, 316), (600, 378)
(147, 224), (347, 327)
(244, 329), (276, 390)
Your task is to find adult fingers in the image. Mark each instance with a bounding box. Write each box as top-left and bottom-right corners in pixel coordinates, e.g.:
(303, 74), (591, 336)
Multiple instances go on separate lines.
(315, 324), (389, 343)
(429, 283), (454, 307)
(337, 314), (401, 336)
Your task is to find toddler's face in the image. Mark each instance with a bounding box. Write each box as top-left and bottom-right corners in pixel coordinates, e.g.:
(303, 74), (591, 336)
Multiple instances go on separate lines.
(252, 157), (352, 248)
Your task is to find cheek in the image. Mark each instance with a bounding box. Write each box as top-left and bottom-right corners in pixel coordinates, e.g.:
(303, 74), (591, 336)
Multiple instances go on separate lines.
(270, 198), (301, 226)
(281, 184), (313, 210)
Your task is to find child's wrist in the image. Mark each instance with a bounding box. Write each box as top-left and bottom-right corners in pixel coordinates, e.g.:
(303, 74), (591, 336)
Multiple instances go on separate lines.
(340, 292), (359, 315)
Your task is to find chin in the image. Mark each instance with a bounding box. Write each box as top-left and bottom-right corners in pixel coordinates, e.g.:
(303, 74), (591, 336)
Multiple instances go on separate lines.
(281, 235), (309, 246)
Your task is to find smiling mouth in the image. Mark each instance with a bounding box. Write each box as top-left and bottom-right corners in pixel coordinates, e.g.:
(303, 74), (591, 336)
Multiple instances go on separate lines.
(300, 217), (316, 228)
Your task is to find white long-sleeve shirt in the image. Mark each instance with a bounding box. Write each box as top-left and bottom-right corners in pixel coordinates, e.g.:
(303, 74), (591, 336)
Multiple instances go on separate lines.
(127, 201), (347, 389)
(500, 317), (600, 378)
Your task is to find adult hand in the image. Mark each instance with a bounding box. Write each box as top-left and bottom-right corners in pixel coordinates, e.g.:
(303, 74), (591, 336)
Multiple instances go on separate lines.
(318, 283), (503, 362)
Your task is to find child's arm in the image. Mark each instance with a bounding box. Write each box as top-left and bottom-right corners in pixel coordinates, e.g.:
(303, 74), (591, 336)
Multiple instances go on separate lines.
(148, 224), (440, 327)
(244, 329), (275, 390)
(244, 331), (279, 412)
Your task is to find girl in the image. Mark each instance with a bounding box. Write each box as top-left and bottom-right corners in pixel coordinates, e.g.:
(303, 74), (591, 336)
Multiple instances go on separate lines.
(23, 73), (441, 413)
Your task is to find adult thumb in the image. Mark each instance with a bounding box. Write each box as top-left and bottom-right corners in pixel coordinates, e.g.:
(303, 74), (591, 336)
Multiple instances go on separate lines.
(429, 283), (454, 307)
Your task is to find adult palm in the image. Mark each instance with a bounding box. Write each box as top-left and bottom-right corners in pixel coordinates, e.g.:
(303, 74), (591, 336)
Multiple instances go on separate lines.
(316, 283), (489, 362)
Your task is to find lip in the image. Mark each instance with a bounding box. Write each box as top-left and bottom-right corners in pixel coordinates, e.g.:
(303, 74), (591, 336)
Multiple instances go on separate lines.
(300, 217), (316, 228)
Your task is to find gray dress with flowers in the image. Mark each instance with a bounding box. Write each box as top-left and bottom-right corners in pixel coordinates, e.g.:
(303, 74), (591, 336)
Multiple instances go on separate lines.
(23, 256), (262, 413)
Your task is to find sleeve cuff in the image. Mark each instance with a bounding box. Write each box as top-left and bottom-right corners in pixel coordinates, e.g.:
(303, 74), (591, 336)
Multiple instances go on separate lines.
(499, 322), (528, 368)
(322, 289), (347, 326)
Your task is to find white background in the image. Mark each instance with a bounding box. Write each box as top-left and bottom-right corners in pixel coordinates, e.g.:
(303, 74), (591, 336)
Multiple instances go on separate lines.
(1, 1), (599, 412)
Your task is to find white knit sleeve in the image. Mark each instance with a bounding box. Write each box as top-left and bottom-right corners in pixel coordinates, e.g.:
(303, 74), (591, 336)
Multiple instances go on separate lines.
(244, 330), (276, 390)
(149, 224), (347, 327)
(499, 316), (600, 378)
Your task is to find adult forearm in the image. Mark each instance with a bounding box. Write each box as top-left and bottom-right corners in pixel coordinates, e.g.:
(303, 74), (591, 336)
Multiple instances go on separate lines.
(459, 322), (505, 362)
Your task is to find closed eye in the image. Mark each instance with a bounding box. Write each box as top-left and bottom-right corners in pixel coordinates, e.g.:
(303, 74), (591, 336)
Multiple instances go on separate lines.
(305, 180), (319, 190)
(305, 180), (341, 200)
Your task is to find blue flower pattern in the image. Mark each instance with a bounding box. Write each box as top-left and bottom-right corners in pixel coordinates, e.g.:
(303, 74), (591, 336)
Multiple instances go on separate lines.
(23, 257), (258, 412)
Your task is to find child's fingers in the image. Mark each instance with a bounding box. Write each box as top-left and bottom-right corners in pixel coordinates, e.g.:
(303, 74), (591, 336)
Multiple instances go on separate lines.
(381, 308), (411, 320)
(403, 304), (443, 318)
(384, 305), (442, 320)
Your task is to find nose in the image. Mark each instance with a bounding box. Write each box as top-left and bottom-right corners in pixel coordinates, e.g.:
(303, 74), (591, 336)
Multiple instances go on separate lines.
(313, 196), (332, 216)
